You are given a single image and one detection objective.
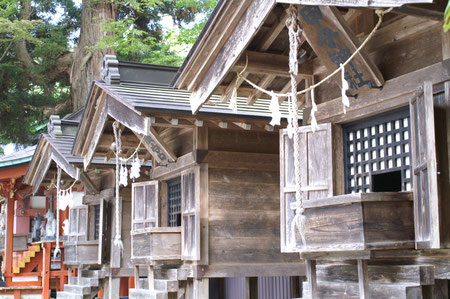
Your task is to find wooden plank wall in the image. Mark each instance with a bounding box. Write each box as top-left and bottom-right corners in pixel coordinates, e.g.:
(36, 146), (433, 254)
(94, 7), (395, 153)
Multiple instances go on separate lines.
(207, 128), (298, 266)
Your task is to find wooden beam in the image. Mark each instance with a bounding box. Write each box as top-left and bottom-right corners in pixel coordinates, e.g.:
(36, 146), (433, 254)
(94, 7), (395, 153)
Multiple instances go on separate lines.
(233, 51), (313, 77)
(134, 128), (176, 166)
(247, 75), (277, 105)
(83, 94), (108, 170)
(79, 171), (99, 195)
(221, 9), (288, 104)
(183, 0), (253, 91)
(304, 62), (449, 124)
(297, 5), (384, 92)
(393, 4), (444, 21)
(276, 0), (432, 7)
(107, 95), (148, 135)
(188, 0), (276, 114)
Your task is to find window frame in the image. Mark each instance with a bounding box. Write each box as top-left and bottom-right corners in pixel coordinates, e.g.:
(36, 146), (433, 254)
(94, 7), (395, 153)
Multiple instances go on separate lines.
(131, 181), (159, 233)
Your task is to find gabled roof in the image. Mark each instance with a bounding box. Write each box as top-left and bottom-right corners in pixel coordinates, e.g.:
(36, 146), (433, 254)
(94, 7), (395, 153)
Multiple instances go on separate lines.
(24, 116), (118, 194)
(73, 56), (292, 170)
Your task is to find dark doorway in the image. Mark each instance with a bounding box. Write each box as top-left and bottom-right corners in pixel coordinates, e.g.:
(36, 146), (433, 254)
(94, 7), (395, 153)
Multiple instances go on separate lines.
(371, 170), (402, 192)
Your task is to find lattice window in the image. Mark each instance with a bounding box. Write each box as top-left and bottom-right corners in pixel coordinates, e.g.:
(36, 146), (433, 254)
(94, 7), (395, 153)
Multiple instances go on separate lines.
(168, 178), (181, 227)
(344, 108), (412, 194)
(93, 204), (100, 240)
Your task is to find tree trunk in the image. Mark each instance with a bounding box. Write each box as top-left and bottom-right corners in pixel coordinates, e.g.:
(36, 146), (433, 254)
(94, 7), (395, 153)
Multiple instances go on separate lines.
(71, 0), (116, 112)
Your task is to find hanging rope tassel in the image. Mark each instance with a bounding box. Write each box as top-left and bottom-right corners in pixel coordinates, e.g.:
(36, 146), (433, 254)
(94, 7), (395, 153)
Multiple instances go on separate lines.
(286, 5), (307, 248)
(340, 63), (350, 114)
(53, 167), (62, 259)
(112, 121), (124, 254)
(228, 84), (238, 113)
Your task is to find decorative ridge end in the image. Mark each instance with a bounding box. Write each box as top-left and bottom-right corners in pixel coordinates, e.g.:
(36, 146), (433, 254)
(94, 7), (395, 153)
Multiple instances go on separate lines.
(101, 55), (120, 85)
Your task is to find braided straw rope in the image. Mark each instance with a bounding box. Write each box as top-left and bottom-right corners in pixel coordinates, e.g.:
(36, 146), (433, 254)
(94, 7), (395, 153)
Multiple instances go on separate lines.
(113, 121), (124, 253)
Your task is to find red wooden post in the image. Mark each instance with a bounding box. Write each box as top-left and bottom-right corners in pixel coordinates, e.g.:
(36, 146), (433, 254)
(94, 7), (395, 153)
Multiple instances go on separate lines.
(4, 179), (15, 284)
(42, 242), (51, 299)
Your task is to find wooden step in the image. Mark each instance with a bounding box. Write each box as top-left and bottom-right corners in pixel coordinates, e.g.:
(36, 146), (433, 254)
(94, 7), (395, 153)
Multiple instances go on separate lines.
(316, 264), (435, 285)
(56, 291), (83, 299)
(129, 288), (168, 299)
(303, 281), (423, 299)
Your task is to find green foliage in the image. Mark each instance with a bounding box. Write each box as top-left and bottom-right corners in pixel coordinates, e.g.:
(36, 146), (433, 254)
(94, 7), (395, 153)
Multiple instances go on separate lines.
(92, 0), (218, 66)
(0, 0), (217, 147)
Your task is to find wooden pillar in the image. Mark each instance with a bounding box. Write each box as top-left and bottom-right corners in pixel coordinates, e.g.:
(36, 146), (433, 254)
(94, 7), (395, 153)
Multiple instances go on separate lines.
(119, 277), (128, 296)
(13, 290), (20, 299)
(306, 260), (317, 299)
(246, 277), (258, 299)
(4, 179), (15, 283)
(147, 265), (154, 291)
(42, 243), (51, 299)
(134, 265), (140, 289)
(357, 259), (369, 299)
(103, 277), (121, 299)
(67, 266), (72, 285)
(193, 278), (208, 299)
(128, 276), (135, 289)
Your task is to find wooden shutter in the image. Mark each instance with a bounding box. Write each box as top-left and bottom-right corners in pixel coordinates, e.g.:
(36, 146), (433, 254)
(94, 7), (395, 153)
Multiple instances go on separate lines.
(181, 167), (200, 260)
(97, 198), (110, 264)
(132, 181), (159, 231)
(68, 205), (88, 242)
(410, 81), (440, 249)
(280, 123), (333, 252)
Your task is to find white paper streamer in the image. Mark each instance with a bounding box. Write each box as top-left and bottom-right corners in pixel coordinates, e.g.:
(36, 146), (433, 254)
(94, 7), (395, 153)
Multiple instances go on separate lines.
(269, 93), (281, 126)
(130, 156), (141, 181)
(310, 88), (318, 132)
(119, 163), (128, 187)
(340, 63), (350, 114)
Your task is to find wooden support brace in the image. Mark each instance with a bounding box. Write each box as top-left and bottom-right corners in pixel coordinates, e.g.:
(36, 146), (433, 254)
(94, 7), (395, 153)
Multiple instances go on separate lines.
(134, 128), (176, 165)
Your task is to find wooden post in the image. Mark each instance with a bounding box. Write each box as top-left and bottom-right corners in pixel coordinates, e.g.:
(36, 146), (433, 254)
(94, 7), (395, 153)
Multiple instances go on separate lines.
(67, 266), (72, 285)
(42, 243), (51, 299)
(147, 265), (154, 291)
(357, 259), (369, 299)
(246, 277), (258, 299)
(4, 179), (15, 283)
(134, 265), (140, 289)
(306, 260), (317, 299)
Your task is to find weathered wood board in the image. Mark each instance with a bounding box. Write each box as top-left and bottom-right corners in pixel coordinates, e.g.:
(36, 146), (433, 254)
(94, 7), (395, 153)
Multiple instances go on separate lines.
(297, 5), (384, 92)
(277, 0), (433, 7)
(301, 192), (415, 252)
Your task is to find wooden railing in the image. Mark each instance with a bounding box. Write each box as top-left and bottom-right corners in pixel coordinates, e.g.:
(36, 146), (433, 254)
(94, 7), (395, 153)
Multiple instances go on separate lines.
(64, 240), (100, 266)
(131, 227), (181, 264)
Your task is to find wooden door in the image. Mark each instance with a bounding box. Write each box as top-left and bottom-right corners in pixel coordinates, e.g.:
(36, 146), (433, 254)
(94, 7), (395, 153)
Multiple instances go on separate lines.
(280, 123), (333, 252)
(68, 205), (88, 242)
(410, 81), (440, 249)
(181, 167), (200, 260)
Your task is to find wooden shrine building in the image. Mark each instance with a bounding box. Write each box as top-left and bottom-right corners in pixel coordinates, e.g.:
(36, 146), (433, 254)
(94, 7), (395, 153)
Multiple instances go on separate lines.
(174, 0), (450, 298)
(66, 56), (305, 298)
(23, 112), (147, 298)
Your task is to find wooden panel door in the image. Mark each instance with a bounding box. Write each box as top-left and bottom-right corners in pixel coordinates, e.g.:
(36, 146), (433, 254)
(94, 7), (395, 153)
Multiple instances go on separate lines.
(280, 123), (333, 252)
(181, 167), (200, 260)
(410, 81), (440, 249)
